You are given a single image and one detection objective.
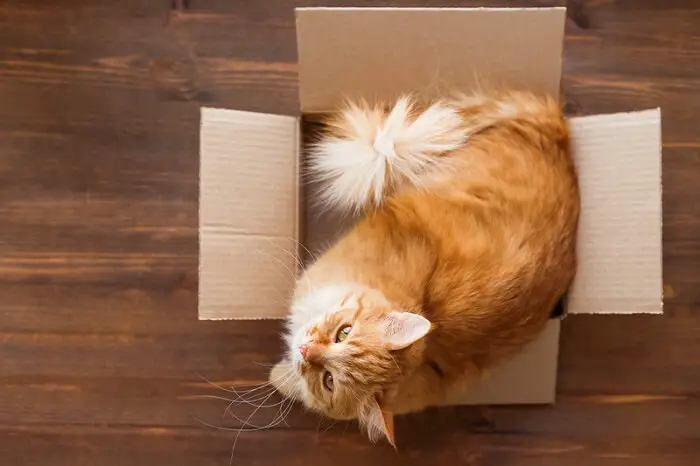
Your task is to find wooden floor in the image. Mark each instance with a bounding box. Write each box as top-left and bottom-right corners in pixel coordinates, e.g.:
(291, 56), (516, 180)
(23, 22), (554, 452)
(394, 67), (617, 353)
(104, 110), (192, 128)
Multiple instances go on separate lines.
(1, 1), (699, 465)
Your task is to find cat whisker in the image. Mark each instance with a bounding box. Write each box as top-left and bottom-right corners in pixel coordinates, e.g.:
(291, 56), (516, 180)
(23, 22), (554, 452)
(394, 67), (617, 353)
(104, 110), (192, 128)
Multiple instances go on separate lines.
(196, 373), (290, 399)
(389, 354), (403, 376)
(196, 374), (242, 394)
(195, 368), (301, 464)
(228, 364), (294, 398)
(228, 383), (276, 400)
(196, 374), (290, 408)
(315, 413), (324, 437)
(223, 367), (296, 425)
(272, 395), (291, 428)
(252, 361), (278, 368)
(295, 238), (320, 264)
(194, 411), (289, 434)
(252, 247), (298, 306)
(262, 235), (314, 270)
(262, 236), (316, 294)
(222, 373), (287, 400)
(225, 399), (289, 427)
(224, 372), (294, 414)
(189, 393), (289, 413)
(222, 383), (287, 416)
(254, 247), (297, 288)
(195, 366), (296, 433)
(272, 395), (297, 429)
(229, 378), (287, 465)
(323, 419), (339, 433)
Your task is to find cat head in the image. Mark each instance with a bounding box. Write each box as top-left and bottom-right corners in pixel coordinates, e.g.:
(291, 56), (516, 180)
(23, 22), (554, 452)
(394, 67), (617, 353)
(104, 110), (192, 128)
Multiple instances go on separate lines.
(270, 286), (431, 446)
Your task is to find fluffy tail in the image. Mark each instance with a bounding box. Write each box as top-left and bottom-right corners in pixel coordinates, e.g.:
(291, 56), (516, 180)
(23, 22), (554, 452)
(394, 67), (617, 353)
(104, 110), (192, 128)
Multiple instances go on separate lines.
(308, 96), (468, 213)
(308, 92), (557, 213)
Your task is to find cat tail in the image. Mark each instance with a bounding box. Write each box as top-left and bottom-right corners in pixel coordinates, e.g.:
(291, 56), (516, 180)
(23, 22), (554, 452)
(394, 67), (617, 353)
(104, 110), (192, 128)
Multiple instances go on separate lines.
(307, 96), (469, 213)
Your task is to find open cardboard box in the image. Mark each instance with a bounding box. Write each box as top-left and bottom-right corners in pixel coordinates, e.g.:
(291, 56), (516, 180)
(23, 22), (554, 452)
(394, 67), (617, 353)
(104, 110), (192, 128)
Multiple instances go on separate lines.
(198, 7), (663, 405)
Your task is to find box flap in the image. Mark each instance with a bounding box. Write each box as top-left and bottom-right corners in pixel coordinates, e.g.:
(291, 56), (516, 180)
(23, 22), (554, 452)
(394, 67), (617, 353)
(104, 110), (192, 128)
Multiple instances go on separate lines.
(446, 320), (560, 405)
(199, 108), (299, 320)
(566, 109), (663, 314)
(296, 7), (566, 113)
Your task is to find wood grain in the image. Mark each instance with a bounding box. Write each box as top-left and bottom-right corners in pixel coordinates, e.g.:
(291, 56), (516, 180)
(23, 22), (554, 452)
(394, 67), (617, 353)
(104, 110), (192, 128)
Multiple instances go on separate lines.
(0, 0), (698, 465)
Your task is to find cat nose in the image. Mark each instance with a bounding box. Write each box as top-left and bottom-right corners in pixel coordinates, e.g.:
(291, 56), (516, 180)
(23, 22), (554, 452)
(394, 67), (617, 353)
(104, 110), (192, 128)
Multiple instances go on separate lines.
(299, 344), (310, 360)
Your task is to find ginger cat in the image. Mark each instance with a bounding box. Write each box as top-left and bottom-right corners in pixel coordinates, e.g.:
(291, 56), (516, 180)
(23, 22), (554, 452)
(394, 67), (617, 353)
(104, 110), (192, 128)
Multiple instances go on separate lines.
(269, 90), (580, 447)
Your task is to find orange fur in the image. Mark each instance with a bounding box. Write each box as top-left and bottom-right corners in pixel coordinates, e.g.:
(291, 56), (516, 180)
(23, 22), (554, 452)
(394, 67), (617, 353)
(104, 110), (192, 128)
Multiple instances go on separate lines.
(270, 90), (580, 447)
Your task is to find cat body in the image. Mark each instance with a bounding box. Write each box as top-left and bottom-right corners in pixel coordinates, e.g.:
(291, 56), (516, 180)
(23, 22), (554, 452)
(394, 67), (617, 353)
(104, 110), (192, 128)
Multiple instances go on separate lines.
(270, 91), (580, 446)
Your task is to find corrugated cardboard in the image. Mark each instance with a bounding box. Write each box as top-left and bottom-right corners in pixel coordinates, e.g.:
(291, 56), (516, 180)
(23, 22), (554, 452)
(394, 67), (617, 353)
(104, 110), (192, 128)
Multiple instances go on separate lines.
(197, 7), (663, 405)
(566, 110), (663, 314)
(296, 7), (566, 112)
(199, 109), (299, 320)
(446, 320), (561, 405)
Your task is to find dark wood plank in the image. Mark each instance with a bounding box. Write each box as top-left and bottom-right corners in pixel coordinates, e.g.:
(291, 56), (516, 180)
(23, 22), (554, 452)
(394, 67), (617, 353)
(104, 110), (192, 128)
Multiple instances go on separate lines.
(2, 422), (699, 466)
(0, 0), (699, 465)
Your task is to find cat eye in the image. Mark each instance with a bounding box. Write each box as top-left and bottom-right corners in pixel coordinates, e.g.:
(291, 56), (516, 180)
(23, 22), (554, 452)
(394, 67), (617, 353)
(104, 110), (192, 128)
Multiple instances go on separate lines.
(323, 371), (334, 391)
(335, 325), (352, 343)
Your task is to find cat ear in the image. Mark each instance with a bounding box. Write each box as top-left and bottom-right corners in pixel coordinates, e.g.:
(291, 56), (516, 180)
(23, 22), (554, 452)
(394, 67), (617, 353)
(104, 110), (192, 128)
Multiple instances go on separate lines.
(367, 397), (396, 449)
(379, 406), (396, 449)
(380, 311), (432, 350)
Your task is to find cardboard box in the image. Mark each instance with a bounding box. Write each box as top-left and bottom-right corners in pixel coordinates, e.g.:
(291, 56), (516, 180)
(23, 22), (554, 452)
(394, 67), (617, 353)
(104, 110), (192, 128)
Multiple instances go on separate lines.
(198, 7), (663, 405)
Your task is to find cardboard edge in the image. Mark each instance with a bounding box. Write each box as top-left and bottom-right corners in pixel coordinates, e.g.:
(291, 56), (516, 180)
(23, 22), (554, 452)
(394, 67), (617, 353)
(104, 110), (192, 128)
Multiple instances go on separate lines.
(293, 118), (302, 275)
(551, 320), (561, 403)
(200, 106), (296, 124)
(568, 107), (661, 125)
(203, 316), (285, 321)
(296, 7), (567, 12)
(554, 10), (566, 99)
(198, 107), (206, 321)
(658, 109), (664, 313)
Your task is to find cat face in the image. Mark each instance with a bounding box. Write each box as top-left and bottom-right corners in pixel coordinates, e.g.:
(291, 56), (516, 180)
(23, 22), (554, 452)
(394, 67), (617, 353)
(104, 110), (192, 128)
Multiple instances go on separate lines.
(270, 288), (431, 446)
(293, 304), (395, 417)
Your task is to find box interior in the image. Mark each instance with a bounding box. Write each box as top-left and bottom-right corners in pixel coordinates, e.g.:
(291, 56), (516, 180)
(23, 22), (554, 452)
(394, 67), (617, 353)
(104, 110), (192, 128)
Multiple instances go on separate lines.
(296, 7), (566, 113)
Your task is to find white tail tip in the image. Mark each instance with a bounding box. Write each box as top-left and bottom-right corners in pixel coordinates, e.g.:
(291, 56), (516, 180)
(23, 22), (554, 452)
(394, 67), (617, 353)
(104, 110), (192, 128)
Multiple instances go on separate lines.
(308, 96), (466, 213)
